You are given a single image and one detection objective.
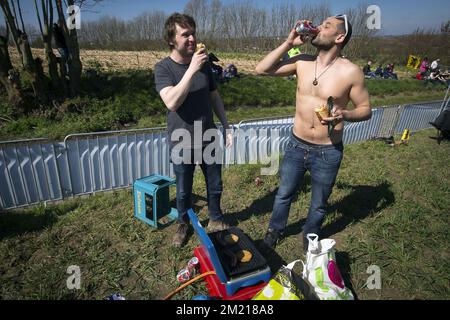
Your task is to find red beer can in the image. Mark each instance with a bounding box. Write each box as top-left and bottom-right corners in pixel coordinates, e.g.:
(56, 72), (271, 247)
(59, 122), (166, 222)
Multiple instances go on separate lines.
(295, 20), (319, 37)
(177, 268), (191, 283)
(187, 257), (200, 275)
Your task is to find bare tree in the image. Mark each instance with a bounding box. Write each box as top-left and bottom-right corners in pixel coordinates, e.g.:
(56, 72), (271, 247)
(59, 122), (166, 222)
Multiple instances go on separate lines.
(1, 0), (47, 104)
(270, 2), (297, 38)
(0, 18), (24, 108)
(184, 0), (208, 38)
(343, 3), (379, 58)
(54, 0), (84, 95)
(34, 0), (64, 94)
(441, 20), (450, 34)
(208, 0), (221, 36)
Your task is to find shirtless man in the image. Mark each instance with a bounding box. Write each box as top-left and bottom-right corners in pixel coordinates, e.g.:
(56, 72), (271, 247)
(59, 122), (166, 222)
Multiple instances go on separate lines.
(255, 15), (371, 252)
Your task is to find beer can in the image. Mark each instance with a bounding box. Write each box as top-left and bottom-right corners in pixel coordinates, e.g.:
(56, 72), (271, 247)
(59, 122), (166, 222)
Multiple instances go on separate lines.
(295, 20), (319, 36)
(177, 268), (191, 283)
(187, 257), (200, 275)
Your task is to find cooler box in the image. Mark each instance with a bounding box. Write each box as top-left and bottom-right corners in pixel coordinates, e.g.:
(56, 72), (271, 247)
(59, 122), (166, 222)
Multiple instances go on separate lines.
(133, 174), (178, 228)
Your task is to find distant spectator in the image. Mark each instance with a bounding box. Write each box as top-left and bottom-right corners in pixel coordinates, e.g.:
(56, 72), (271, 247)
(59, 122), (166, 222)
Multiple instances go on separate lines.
(53, 23), (69, 73)
(388, 63), (398, 79)
(223, 64), (239, 80)
(426, 70), (448, 86)
(53, 23), (68, 58)
(419, 57), (429, 76)
(363, 60), (376, 78)
(430, 59), (440, 72)
(416, 71), (424, 80)
(374, 64), (383, 77)
(283, 47), (302, 61)
(383, 63), (398, 80)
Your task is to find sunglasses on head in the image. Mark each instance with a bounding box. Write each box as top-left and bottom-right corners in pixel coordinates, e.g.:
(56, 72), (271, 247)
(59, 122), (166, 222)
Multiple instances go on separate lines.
(335, 14), (348, 38)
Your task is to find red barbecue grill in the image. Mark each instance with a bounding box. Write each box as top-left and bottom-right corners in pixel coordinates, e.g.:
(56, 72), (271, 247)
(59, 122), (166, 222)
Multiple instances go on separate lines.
(188, 209), (271, 299)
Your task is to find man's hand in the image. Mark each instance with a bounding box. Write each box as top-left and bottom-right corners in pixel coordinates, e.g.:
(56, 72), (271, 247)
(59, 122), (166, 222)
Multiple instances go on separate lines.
(225, 131), (233, 148)
(286, 21), (309, 47)
(320, 108), (346, 125)
(189, 48), (208, 74)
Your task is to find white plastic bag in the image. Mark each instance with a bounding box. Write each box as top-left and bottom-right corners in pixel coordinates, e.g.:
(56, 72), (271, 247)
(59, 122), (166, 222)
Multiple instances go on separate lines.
(253, 260), (316, 300)
(302, 233), (354, 300)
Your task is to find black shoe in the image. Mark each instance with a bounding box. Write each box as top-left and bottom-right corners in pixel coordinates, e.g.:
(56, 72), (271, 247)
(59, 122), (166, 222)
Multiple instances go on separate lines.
(173, 223), (190, 248)
(263, 228), (283, 248)
(207, 219), (231, 233)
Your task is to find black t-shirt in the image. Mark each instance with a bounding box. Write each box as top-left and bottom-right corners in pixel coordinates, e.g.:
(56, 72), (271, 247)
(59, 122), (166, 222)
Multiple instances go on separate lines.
(154, 57), (217, 150)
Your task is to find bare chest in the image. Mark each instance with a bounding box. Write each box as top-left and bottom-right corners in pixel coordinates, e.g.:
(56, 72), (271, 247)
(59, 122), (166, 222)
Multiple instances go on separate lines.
(296, 61), (351, 102)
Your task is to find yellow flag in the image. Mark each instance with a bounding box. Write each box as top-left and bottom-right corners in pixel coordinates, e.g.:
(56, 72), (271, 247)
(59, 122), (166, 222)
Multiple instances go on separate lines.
(407, 55), (420, 69)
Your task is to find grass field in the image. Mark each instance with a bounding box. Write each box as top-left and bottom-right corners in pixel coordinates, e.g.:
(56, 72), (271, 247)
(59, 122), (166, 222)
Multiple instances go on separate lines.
(0, 70), (447, 141)
(1, 129), (449, 300)
(1, 49), (447, 141)
(6, 48), (428, 79)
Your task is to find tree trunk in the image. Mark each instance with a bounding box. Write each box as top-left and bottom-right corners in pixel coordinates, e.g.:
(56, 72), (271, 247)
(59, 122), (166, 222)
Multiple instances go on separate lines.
(18, 32), (47, 104)
(55, 0), (82, 96)
(43, 34), (64, 94)
(0, 35), (25, 111)
(1, 1), (47, 104)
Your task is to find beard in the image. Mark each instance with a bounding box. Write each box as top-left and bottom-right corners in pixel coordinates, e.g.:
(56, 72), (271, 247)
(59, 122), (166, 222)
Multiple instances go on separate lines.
(311, 36), (334, 51)
(174, 43), (195, 58)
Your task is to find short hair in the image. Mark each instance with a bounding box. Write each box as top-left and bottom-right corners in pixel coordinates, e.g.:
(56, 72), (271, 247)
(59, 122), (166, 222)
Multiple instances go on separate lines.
(336, 17), (352, 49)
(164, 13), (196, 50)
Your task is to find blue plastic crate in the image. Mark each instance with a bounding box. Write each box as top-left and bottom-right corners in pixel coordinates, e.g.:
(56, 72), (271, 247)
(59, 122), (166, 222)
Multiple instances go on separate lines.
(133, 174), (178, 228)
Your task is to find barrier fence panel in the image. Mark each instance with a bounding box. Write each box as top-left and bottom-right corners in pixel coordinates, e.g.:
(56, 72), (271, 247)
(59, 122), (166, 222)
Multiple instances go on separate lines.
(0, 100), (445, 210)
(395, 102), (443, 134)
(0, 140), (64, 209)
(62, 128), (171, 198)
(342, 107), (384, 144)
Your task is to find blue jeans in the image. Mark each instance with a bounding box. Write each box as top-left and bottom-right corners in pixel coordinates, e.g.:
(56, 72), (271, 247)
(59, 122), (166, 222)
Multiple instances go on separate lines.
(269, 131), (343, 239)
(172, 148), (224, 224)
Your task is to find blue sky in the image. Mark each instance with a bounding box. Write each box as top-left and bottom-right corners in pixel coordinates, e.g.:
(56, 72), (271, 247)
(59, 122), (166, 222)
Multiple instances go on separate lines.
(11, 0), (450, 35)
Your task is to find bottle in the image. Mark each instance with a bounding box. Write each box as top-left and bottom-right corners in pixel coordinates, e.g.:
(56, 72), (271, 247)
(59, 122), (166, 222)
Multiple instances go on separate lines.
(295, 20), (319, 37)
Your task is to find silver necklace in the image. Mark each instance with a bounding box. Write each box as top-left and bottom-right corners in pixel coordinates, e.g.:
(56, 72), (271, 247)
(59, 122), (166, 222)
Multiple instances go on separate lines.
(313, 56), (339, 86)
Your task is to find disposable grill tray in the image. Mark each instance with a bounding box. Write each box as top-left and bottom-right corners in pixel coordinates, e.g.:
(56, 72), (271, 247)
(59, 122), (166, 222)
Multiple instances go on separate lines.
(208, 227), (267, 278)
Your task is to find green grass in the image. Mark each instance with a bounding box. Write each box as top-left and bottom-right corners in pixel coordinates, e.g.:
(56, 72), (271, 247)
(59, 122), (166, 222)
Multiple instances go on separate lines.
(0, 70), (447, 141)
(1, 129), (449, 300)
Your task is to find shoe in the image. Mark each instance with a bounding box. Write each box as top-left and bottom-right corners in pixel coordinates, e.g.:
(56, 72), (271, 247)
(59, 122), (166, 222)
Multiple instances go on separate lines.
(173, 223), (190, 248)
(263, 228), (283, 248)
(207, 219), (230, 233)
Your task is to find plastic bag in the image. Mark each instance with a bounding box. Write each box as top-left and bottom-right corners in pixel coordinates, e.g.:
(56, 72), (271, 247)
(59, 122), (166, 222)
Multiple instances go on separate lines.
(253, 260), (315, 300)
(302, 233), (354, 300)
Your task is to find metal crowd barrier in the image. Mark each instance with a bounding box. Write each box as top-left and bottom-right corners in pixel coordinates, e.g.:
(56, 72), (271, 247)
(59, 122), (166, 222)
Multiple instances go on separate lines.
(0, 100), (445, 210)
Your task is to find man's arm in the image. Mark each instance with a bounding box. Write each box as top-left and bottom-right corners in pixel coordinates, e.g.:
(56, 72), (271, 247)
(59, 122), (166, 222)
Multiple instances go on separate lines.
(327, 67), (372, 123)
(158, 50), (208, 112)
(344, 67), (372, 122)
(210, 90), (229, 129)
(210, 89), (233, 147)
(255, 24), (307, 77)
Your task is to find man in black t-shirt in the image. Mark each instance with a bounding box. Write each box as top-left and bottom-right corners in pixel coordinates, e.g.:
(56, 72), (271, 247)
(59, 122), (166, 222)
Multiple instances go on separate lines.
(154, 13), (233, 247)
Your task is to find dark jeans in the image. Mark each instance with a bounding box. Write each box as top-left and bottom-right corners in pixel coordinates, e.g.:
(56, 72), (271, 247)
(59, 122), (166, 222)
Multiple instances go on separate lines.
(269, 131), (343, 239)
(172, 148), (224, 224)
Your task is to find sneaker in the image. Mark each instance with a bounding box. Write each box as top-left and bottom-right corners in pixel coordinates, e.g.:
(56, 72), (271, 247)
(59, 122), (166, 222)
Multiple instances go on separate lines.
(207, 219), (230, 233)
(173, 223), (190, 248)
(263, 228), (283, 248)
